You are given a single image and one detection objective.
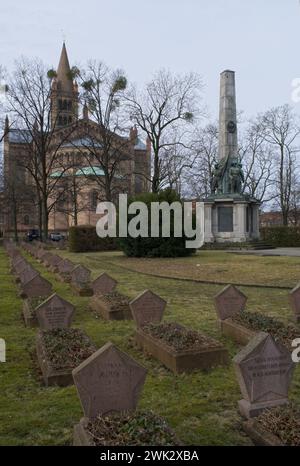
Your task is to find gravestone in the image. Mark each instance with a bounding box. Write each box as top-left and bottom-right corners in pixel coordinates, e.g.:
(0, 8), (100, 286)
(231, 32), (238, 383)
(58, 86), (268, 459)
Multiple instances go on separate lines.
(58, 258), (74, 274)
(71, 265), (91, 285)
(21, 275), (53, 298)
(289, 284), (300, 323)
(36, 293), (75, 330)
(214, 284), (247, 320)
(72, 342), (147, 418)
(92, 273), (117, 296)
(129, 290), (166, 328)
(47, 254), (62, 267)
(19, 267), (39, 285)
(233, 332), (295, 419)
(42, 252), (54, 266)
(14, 259), (29, 274)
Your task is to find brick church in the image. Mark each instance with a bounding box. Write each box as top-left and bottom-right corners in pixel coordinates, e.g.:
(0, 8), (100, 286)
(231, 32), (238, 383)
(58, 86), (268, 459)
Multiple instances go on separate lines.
(1, 44), (151, 237)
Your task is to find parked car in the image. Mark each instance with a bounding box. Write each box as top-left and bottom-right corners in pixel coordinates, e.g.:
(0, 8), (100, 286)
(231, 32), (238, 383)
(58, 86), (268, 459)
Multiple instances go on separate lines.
(27, 229), (40, 242)
(49, 232), (65, 242)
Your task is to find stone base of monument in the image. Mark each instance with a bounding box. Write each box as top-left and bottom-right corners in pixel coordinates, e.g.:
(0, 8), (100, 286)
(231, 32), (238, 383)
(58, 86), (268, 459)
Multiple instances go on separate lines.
(90, 294), (132, 321)
(73, 418), (95, 446)
(22, 300), (38, 327)
(238, 398), (288, 419)
(242, 420), (284, 446)
(71, 283), (93, 297)
(36, 332), (74, 387)
(219, 318), (256, 345)
(135, 328), (229, 374)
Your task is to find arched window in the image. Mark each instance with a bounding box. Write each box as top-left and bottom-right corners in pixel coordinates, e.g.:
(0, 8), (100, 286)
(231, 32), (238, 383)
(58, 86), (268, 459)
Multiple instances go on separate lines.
(91, 191), (98, 210)
(58, 99), (63, 110)
(67, 101), (72, 110)
(58, 116), (63, 126)
(63, 116), (68, 126)
(24, 215), (30, 226)
(68, 116), (72, 124)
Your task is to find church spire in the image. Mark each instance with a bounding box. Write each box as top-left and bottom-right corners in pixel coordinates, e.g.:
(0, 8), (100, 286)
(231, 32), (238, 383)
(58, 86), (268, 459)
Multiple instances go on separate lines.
(50, 43), (79, 129)
(56, 42), (73, 92)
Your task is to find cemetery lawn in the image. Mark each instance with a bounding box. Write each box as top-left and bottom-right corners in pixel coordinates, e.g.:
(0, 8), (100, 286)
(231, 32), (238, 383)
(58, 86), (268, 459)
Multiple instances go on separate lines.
(1, 247), (300, 446)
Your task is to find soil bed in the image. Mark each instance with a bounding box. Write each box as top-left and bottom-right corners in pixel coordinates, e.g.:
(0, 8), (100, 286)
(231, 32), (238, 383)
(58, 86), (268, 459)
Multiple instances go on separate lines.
(143, 322), (223, 352)
(90, 291), (132, 320)
(233, 311), (299, 348)
(244, 405), (300, 446)
(85, 410), (179, 446)
(40, 328), (96, 371)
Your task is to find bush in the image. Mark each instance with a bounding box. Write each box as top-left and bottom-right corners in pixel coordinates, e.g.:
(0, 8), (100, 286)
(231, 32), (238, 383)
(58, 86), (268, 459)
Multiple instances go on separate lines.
(118, 189), (196, 258)
(260, 226), (300, 247)
(68, 225), (119, 253)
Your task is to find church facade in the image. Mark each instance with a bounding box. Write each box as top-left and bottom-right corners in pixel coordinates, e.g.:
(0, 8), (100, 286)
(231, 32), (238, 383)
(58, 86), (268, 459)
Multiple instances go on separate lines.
(1, 44), (151, 237)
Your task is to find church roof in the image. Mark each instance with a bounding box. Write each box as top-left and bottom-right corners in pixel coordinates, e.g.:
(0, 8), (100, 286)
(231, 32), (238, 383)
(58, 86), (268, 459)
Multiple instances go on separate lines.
(62, 137), (103, 148)
(56, 43), (73, 93)
(50, 166), (123, 178)
(134, 137), (146, 151)
(8, 129), (32, 144)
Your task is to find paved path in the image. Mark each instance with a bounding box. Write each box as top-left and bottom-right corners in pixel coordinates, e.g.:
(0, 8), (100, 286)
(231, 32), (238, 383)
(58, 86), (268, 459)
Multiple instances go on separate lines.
(229, 248), (300, 257)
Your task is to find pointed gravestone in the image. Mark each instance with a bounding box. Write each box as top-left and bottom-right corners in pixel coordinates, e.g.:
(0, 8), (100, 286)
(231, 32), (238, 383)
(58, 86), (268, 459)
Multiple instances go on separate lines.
(19, 267), (39, 285)
(92, 273), (117, 296)
(58, 258), (74, 274)
(289, 284), (300, 323)
(129, 290), (166, 328)
(71, 265), (91, 285)
(21, 275), (53, 298)
(233, 332), (295, 419)
(214, 284), (247, 321)
(36, 293), (75, 330)
(72, 342), (147, 418)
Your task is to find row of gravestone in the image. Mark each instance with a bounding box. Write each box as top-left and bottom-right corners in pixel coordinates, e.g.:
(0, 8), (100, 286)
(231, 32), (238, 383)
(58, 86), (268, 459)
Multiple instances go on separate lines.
(3, 242), (297, 444)
(215, 282), (300, 323)
(21, 241), (122, 298)
(214, 283), (297, 419)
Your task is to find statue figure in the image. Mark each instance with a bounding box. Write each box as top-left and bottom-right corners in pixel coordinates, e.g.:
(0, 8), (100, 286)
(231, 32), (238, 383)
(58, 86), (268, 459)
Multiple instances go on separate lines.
(229, 161), (244, 194)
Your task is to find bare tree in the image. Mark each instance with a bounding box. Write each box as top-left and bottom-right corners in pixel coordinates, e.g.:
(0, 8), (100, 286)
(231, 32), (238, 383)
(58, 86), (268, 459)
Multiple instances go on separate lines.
(126, 69), (204, 193)
(182, 123), (218, 198)
(72, 61), (131, 203)
(239, 119), (275, 204)
(258, 105), (300, 225)
(6, 58), (76, 240)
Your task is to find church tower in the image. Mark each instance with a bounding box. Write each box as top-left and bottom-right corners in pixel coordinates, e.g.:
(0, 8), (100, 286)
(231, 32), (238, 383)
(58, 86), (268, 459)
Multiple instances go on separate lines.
(51, 43), (79, 129)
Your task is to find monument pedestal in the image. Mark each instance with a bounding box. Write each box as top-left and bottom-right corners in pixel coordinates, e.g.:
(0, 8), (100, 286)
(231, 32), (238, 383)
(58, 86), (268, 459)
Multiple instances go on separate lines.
(200, 195), (260, 244)
(238, 398), (288, 419)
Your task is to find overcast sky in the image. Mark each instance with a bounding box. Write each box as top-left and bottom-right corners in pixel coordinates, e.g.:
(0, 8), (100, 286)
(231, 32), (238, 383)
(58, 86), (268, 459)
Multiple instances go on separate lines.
(1, 0), (300, 120)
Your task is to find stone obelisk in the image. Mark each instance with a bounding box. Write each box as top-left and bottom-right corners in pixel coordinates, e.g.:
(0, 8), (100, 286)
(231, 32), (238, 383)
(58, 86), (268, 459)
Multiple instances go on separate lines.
(200, 70), (260, 244)
(219, 70), (238, 162)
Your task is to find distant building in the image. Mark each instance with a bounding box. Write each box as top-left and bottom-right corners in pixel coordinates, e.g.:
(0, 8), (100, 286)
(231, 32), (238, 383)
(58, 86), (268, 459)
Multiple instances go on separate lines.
(259, 211), (283, 227)
(1, 44), (151, 237)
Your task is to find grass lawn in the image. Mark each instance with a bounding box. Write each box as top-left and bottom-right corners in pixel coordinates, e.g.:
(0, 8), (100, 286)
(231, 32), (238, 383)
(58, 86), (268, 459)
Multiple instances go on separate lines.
(0, 246), (300, 446)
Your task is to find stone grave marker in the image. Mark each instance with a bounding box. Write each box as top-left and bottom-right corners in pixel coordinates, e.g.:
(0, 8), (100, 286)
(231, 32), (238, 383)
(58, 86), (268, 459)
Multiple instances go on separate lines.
(289, 284), (300, 323)
(21, 274), (53, 298)
(129, 290), (166, 328)
(92, 273), (117, 296)
(36, 293), (75, 330)
(72, 342), (147, 418)
(19, 267), (39, 285)
(71, 265), (91, 285)
(214, 284), (247, 321)
(233, 332), (295, 419)
(58, 258), (74, 274)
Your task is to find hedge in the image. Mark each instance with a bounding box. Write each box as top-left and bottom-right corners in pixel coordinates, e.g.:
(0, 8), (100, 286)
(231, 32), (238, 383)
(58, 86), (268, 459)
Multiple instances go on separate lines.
(68, 225), (119, 253)
(260, 226), (300, 247)
(118, 189), (196, 258)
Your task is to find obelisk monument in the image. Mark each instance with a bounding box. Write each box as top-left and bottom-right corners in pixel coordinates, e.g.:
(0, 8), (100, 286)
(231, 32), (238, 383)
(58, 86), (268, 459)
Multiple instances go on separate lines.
(201, 70), (260, 243)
